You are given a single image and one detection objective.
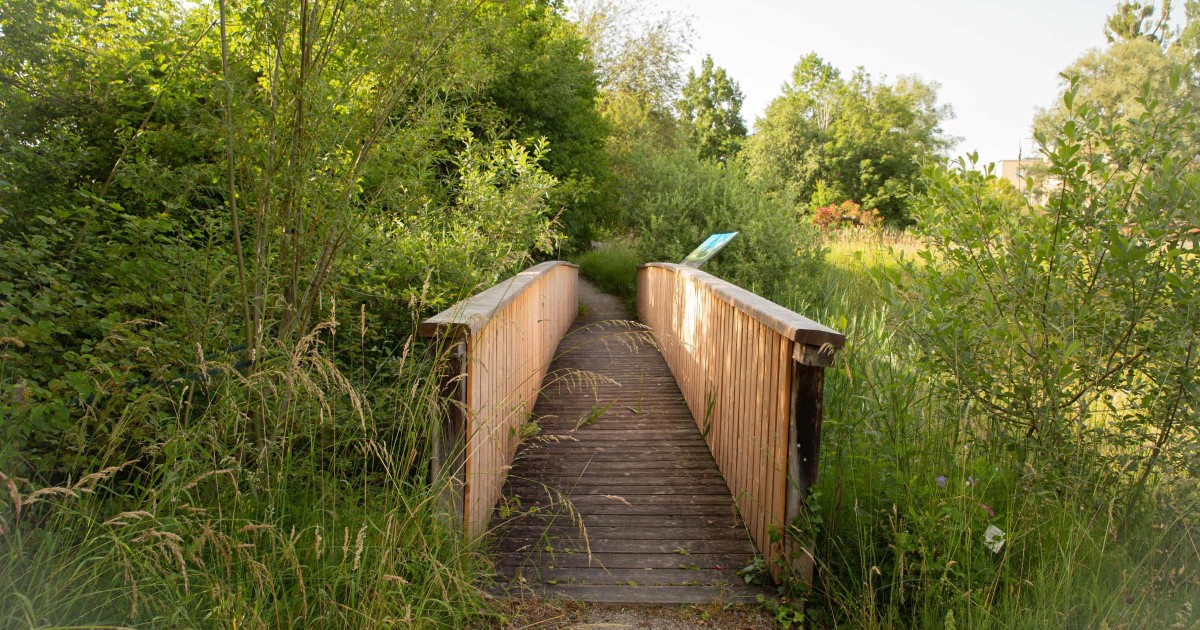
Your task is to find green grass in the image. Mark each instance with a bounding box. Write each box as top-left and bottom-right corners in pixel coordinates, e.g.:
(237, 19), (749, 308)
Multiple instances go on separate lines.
(575, 241), (640, 303)
(788, 230), (1200, 628)
(0, 328), (490, 628)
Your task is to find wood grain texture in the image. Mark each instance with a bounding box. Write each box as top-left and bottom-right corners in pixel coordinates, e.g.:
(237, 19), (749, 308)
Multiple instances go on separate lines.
(491, 280), (768, 604)
(420, 261), (580, 338)
(421, 262), (578, 539)
(639, 262), (845, 348)
(636, 263), (840, 571)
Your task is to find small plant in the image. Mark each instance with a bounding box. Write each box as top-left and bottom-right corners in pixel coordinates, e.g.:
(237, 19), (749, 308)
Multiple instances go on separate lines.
(519, 419), (542, 441)
(738, 557), (771, 586)
(574, 400), (614, 430)
(756, 594), (807, 629)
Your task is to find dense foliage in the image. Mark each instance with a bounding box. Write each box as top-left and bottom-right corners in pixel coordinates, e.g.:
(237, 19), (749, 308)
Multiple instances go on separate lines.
(677, 54), (748, 163)
(909, 78), (1200, 488)
(799, 7), (1200, 625)
(743, 53), (953, 224)
(0, 0), (597, 625)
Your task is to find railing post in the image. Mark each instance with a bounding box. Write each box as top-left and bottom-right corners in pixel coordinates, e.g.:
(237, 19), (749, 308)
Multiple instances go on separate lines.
(785, 343), (834, 586)
(430, 340), (467, 529)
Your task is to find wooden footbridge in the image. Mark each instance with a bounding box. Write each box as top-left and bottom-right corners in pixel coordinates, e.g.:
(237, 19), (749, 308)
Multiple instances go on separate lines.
(422, 261), (844, 604)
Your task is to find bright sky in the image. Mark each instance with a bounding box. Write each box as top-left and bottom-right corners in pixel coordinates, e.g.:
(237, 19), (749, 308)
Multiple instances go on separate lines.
(653, 0), (1117, 166)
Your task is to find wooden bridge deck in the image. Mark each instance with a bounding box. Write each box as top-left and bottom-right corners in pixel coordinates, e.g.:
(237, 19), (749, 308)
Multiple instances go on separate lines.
(490, 280), (770, 604)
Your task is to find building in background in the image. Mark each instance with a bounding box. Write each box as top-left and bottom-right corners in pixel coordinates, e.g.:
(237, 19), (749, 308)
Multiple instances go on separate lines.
(998, 139), (1052, 205)
(998, 159), (1042, 190)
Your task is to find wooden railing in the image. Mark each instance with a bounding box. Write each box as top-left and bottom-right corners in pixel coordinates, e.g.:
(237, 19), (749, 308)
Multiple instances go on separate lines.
(637, 263), (844, 580)
(421, 261), (579, 538)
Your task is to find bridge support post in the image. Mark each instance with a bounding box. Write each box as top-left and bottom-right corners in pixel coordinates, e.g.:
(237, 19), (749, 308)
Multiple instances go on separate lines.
(785, 343), (833, 587)
(430, 340), (467, 530)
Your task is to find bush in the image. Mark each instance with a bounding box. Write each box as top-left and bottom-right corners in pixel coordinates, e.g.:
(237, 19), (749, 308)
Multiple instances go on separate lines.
(803, 233), (1200, 629)
(576, 241), (640, 301)
(812, 200), (882, 232)
(899, 75), (1200, 494)
(607, 136), (825, 304)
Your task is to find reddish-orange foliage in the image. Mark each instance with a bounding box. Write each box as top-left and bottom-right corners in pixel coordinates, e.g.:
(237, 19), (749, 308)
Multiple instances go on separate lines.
(813, 200), (882, 231)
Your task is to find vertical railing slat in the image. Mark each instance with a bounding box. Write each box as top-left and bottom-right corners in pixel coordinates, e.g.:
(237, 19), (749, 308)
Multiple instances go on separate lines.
(637, 263), (843, 579)
(423, 262), (579, 539)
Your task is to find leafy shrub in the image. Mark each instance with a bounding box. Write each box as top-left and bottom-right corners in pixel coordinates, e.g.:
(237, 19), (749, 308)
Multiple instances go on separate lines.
(812, 200), (883, 232)
(898, 74), (1199, 494)
(804, 232), (1200, 629)
(607, 136), (825, 303)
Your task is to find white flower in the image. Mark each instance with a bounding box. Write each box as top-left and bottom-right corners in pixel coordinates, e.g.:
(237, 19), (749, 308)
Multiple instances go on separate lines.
(984, 524), (1005, 553)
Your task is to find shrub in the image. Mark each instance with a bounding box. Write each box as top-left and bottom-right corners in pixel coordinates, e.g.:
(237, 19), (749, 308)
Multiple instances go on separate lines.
(898, 75), (1200, 497)
(607, 137), (825, 304)
(812, 200), (883, 232)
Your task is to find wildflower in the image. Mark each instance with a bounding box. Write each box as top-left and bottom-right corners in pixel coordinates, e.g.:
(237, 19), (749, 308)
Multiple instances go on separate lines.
(935, 475), (947, 488)
(966, 476), (975, 486)
(979, 502), (995, 517)
(984, 524), (1005, 553)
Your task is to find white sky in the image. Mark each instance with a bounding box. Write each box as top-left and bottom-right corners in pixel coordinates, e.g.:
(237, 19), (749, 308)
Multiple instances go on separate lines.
(652, 0), (1118, 166)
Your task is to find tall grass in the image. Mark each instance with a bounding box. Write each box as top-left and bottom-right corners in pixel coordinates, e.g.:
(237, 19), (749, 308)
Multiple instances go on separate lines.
(575, 241), (640, 302)
(788, 231), (1200, 628)
(0, 314), (489, 628)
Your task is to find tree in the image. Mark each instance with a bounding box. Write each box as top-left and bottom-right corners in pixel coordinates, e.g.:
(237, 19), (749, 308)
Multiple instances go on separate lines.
(677, 55), (747, 163)
(482, 1), (611, 247)
(571, 0), (692, 114)
(1105, 0), (1172, 43)
(1035, 0), (1199, 151)
(742, 53), (952, 223)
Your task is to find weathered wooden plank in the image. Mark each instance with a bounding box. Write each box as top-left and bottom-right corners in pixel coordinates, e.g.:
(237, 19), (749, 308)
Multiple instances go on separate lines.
(506, 491), (737, 504)
(505, 504), (742, 516)
(505, 476), (727, 487)
(494, 514), (742, 529)
(496, 539), (754, 556)
(530, 430), (707, 439)
(495, 552), (752, 570)
(505, 485), (737, 498)
(500, 566), (745, 586)
(512, 453), (716, 463)
(497, 526), (749, 541)
(509, 461), (719, 472)
(512, 584), (765, 604)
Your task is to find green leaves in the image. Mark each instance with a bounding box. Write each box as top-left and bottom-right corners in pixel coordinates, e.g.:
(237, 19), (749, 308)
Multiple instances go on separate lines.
(742, 53), (952, 224)
(903, 65), (1200, 490)
(678, 54), (747, 164)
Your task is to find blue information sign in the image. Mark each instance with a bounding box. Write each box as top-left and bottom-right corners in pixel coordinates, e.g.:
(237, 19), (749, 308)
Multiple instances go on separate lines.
(680, 232), (738, 268)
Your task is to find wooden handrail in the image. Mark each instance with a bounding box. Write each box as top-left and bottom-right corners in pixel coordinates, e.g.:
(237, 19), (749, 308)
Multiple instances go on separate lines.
(422, 261), (579, 538)
(421, 261), (579, 338)
(639, 263), (845, 349)
(637, 262), (842, 583)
